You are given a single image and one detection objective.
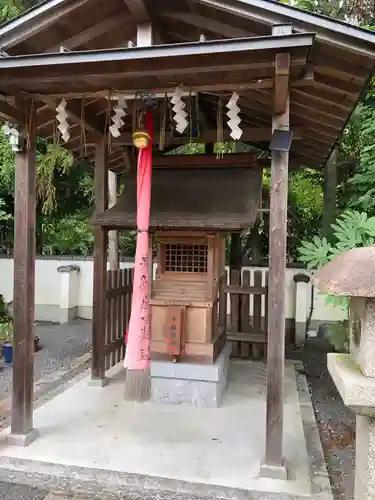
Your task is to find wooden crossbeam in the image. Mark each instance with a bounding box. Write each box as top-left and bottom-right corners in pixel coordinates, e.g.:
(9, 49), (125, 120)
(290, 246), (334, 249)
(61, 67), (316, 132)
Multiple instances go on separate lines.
(0, 100), (24, 125)
(31, 94), (104, 137)
(111, 126), (304, 146)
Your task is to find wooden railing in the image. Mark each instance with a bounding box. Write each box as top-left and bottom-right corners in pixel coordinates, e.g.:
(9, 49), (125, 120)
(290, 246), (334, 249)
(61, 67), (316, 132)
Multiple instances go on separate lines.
(224, 269), (269, 359)
(104, 268), (133, 370)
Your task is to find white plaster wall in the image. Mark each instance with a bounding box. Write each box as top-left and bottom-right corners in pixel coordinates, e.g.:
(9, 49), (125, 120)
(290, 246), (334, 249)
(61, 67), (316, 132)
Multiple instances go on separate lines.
(0, 256), (347, 324)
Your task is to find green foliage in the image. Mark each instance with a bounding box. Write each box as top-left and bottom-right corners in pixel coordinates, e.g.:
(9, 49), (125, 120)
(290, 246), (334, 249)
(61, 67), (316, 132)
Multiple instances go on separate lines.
(299, 210), (375, 269)
(326, 320), (349, 352)
(298, 210), (375, 311)
(0, 0), (39, 21)
(292, 0), (374, 25)
(36, 143), (74, 215)
(41, 215), (94, 256)
(288, 169), (324, 261)
(119, 231), (137, 258)
(0, 320), (13, 344)
(298, 235), (332, 269)
(0, 198), (11, 222)
(0, 0), (23, 21)
(346, 104), (375, 212)
(0, 0), (372, 264)
(0, 294), (9, 322)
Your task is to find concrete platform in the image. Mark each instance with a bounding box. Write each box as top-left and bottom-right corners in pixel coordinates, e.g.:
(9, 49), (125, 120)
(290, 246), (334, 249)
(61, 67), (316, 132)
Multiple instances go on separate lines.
(151, 342), (231, 407)
(0, 360), (332, 500)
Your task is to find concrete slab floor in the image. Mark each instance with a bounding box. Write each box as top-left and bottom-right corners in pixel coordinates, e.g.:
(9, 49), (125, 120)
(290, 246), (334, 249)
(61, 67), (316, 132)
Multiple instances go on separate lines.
(0, 360), (331, 500)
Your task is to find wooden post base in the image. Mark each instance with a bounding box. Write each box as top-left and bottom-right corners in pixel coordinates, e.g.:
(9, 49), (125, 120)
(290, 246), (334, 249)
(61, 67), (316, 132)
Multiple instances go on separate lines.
(259, 458), (288, 480)
(88, 376), (109, 387)
(6, 428), (39, 447)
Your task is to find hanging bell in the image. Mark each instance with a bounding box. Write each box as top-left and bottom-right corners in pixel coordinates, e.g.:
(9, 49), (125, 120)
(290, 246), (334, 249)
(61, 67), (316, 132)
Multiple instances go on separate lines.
(132, 128), (150, 149)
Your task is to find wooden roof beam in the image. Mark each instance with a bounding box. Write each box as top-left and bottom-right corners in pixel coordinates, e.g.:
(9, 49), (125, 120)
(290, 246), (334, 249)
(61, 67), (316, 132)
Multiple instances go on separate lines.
(48, 14), (131, 53)
(123, 0), (149, 21)
(123, 0), (168, 45)
(8, 73), (314, 99)
(0, 0), (92, 50)
(273, 52), (290, 115)
(0, 100), (25, 125)
(164, 12), (258, 38)
(31, 94), (105, 137)
(191, 0), (375, 56)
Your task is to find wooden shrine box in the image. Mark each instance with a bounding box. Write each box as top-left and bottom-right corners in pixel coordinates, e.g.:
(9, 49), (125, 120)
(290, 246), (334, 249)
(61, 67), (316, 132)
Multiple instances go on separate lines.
(96, 156), (262, 365)
(150, 230), (226, 363)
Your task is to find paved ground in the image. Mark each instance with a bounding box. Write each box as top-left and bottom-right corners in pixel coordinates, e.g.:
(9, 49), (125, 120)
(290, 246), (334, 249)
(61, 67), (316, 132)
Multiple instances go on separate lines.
(288, 339), (355, 500)
(0, 324), (354, 499)
(0, 320), (91, 400)
(0, 319), (92, 500)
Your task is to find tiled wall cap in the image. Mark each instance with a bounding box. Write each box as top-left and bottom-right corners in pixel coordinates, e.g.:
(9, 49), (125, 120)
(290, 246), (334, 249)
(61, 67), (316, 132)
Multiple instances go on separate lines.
(57, 264), (80, 273)
(293, 273), (310, 284)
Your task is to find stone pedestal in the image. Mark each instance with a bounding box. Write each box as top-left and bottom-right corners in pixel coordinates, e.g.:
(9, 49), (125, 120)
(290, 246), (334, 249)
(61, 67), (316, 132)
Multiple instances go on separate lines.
(328, 354), (375, 500)
(150, 342), (231, 407)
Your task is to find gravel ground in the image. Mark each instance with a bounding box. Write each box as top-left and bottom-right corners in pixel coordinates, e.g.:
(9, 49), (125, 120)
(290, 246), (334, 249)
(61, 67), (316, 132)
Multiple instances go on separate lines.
(0, 319), (92, 400)
(0, 482), (47, 500)
(0, 319), (92, 499)
(288, 339), (355, 500)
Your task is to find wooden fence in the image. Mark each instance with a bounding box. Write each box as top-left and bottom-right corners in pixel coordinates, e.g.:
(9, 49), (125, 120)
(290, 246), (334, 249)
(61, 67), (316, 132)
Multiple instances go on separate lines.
(103, 267), (269, 366)
(224, 269), (269, 359)
(104, 268), (133, 370)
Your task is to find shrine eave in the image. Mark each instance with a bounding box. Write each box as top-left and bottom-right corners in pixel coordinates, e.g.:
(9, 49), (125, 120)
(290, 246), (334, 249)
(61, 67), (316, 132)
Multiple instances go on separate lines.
(0, 33), (314, 94)
(0, 0), (374, 170)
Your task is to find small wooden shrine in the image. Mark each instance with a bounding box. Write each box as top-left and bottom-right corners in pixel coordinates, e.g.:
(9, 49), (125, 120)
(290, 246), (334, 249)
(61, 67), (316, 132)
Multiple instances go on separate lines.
(0, 0), (373, 481)
(97, 161), (262, 363)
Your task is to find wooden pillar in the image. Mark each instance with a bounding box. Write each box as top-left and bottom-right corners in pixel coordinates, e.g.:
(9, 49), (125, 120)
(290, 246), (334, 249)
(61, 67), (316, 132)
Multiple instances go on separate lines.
(261, 24), (291, 480)
(91, 138), (109, 384)
(108, 169), (119, 270)
(9, 104), (39, 446)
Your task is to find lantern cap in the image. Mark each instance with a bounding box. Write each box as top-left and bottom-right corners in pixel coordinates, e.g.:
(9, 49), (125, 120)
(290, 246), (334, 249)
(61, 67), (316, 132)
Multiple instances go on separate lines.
(313, 246), (375, 297)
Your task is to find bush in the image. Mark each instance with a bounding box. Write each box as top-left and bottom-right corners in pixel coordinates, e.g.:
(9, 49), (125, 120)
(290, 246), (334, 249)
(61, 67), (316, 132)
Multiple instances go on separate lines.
(298, 210), (375, 350)
(41, 215), (94, 256)
(0, 294), (9, 322)
(0, 320), (12, 344)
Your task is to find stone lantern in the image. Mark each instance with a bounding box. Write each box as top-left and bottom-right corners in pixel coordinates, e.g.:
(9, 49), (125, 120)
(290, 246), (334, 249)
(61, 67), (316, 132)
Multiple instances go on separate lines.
(313, 246), (375, 500)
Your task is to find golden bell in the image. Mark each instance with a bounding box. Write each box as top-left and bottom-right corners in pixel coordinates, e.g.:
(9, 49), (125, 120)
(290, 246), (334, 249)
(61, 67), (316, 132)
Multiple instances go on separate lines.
(132, 130), (150, 149)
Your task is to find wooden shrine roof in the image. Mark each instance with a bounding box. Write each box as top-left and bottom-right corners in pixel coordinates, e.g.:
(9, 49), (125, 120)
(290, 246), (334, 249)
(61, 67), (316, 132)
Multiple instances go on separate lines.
(95, 163), (262, 230)
(0, 0), (374, 170)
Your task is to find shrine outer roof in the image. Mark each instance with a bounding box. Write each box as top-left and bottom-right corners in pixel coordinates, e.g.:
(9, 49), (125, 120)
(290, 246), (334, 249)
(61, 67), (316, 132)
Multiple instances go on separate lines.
(95, 162), (262, 230)
(0, 0), (373, 170)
